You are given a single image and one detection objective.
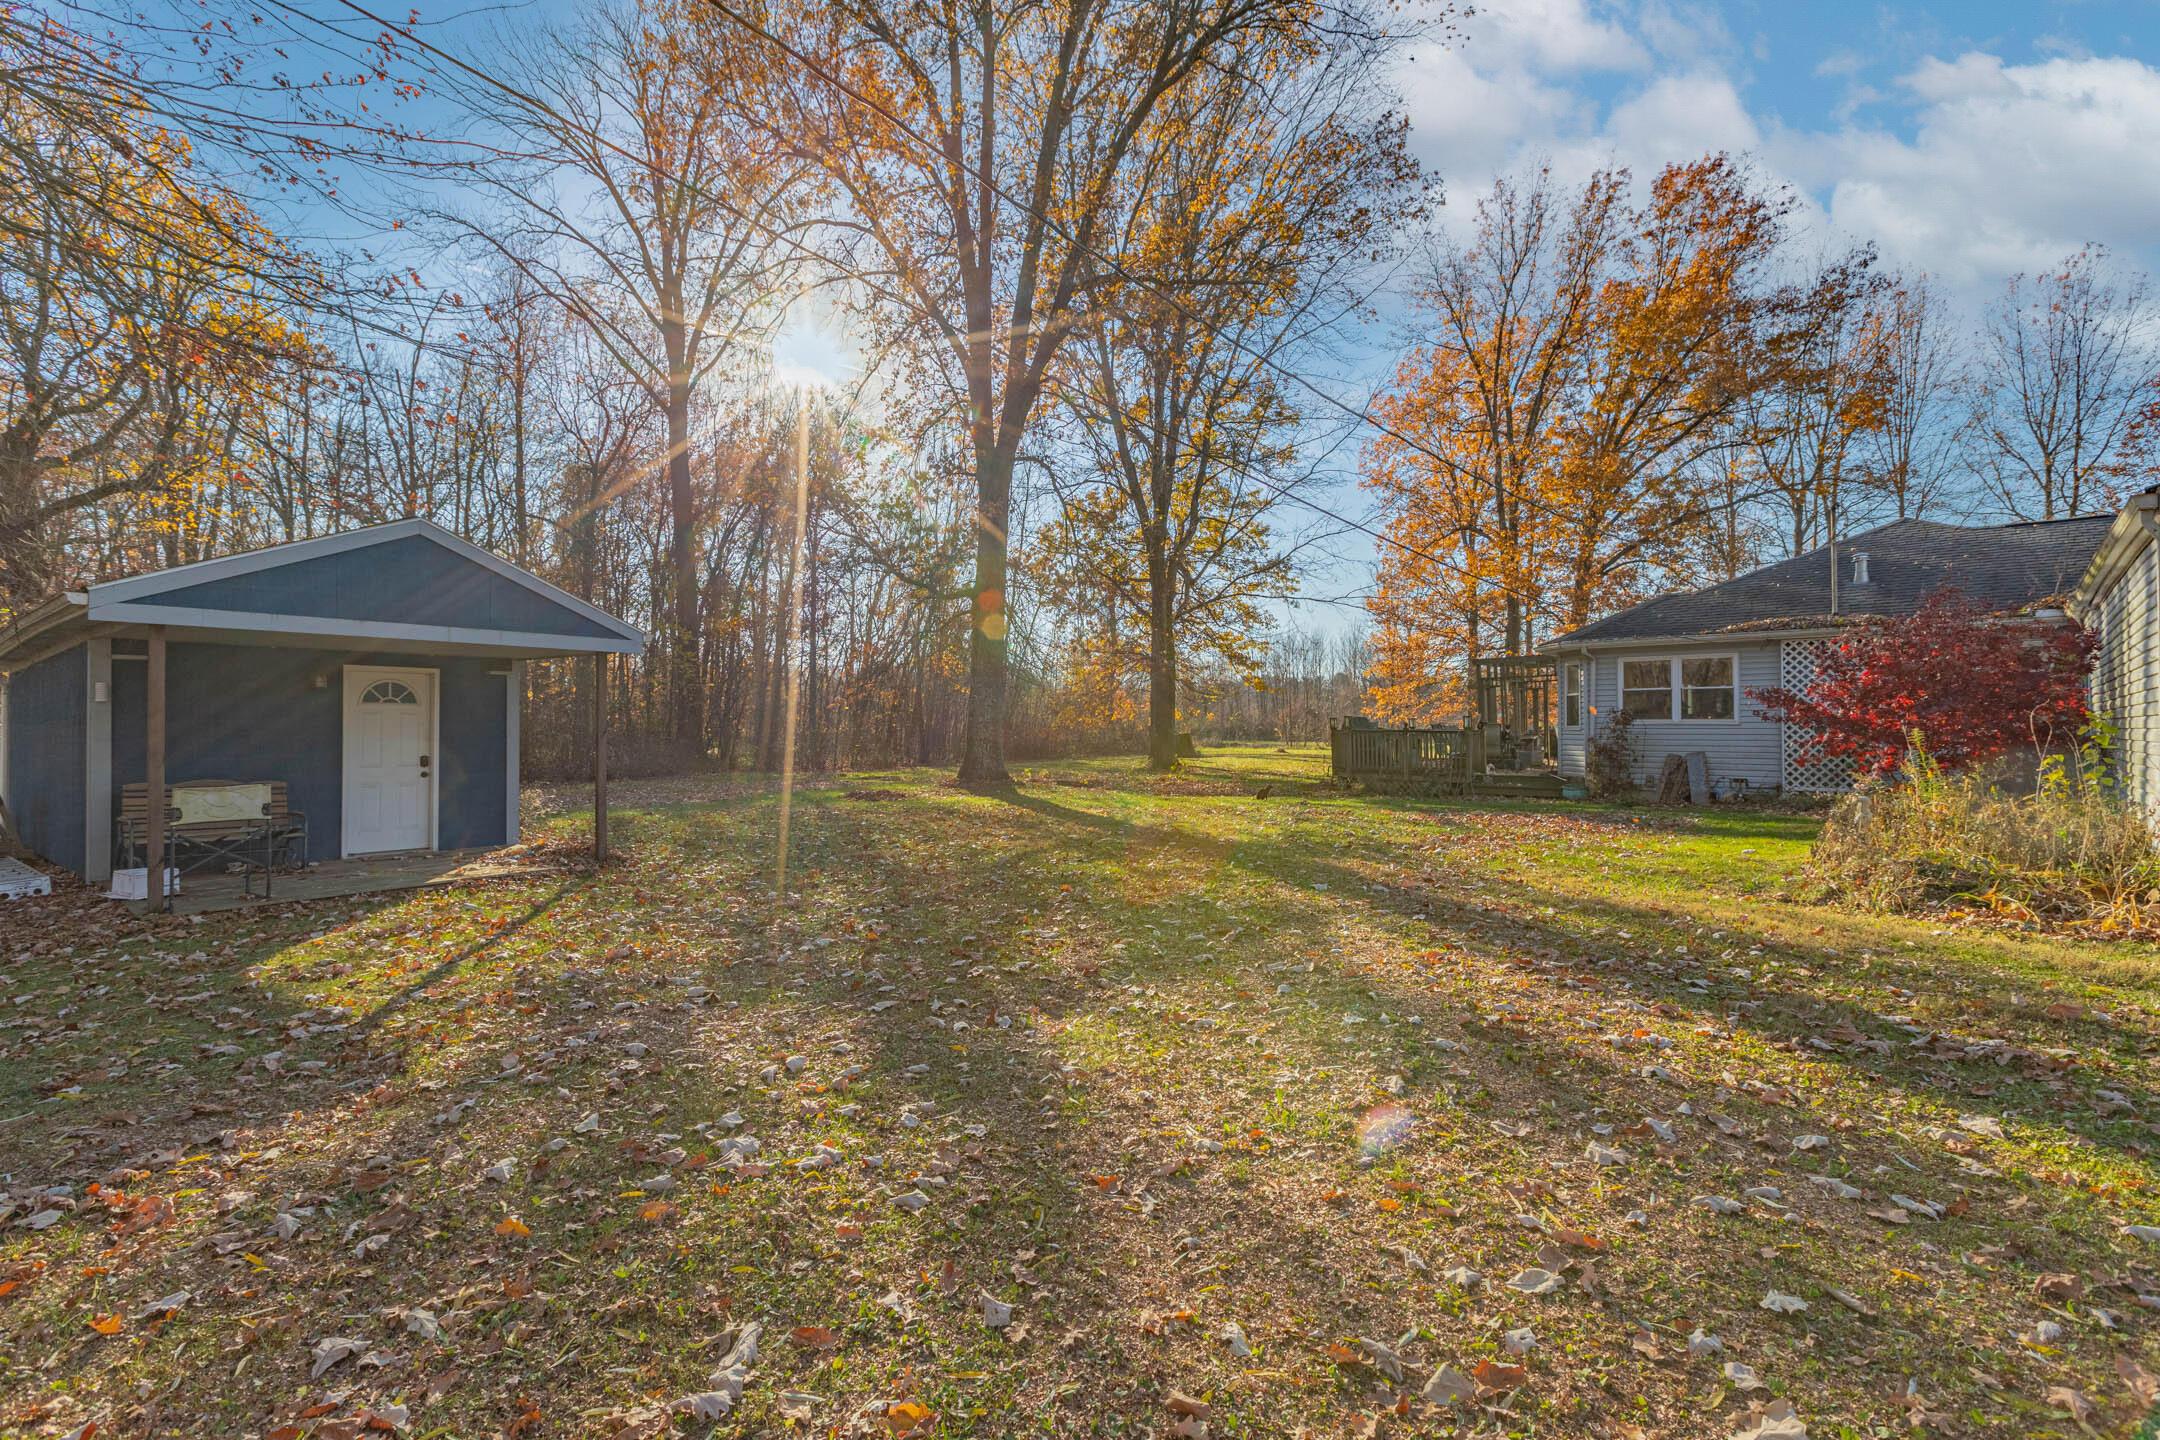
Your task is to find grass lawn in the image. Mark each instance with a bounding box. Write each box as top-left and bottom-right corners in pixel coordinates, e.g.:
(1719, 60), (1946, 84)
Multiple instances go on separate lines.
(5, 744), (2160, 1439)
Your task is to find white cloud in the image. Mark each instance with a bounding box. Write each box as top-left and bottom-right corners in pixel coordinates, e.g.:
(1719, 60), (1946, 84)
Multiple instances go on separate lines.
(1815, 53), (2160, 286)
(1397, 6), (2160, 299)
(1393, 0), (1646, 194)
(1463, 0), (1649, 73)
(1601, 70), (1759, 161)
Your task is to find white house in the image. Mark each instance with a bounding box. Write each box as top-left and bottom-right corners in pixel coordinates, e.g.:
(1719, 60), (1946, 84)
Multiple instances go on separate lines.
(2070, 493), (2160, 812)
(1542, 515), (2113, 796)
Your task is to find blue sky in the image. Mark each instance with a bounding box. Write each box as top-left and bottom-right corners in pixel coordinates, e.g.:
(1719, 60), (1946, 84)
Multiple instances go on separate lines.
(191, 0), (2160, 633)
(1395, 0), (2160, 296)
(1234, 0), (2160, 630)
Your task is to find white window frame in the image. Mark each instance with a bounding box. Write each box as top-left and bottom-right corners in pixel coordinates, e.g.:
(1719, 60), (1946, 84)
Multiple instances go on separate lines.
(1616, 653), (1742, 725)
(1620, 656), (1677, 721)
(1561, 661), (1585, 729)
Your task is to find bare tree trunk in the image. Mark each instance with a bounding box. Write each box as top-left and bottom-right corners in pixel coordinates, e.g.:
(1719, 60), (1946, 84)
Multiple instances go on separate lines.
(956, 443), (1016, 787)
(1146, 545), (1178, 770)
(663, 323), (702, 758)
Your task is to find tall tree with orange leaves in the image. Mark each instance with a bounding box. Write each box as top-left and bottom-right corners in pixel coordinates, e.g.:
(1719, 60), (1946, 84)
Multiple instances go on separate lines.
(1364, 157), (1822, 722)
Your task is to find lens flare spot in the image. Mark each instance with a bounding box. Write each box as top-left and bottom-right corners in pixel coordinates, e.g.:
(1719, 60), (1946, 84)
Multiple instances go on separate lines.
(1358, 1103), (1415, 1155)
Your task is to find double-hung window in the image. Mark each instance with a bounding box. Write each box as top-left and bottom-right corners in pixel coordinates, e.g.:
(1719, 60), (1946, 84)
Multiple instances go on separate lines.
(1621, 658), (1674, 719)
(1679, 656), (1737, 719)
(1618, 655), (1738, 722)
(1562, 662), (1585, 728)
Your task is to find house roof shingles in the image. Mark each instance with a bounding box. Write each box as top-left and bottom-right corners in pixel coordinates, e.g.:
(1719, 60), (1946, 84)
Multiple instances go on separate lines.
(1551, 514), (2115, 646)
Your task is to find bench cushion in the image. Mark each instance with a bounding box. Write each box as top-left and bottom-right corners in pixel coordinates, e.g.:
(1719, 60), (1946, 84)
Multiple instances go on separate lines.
(172, 783), (271, 827)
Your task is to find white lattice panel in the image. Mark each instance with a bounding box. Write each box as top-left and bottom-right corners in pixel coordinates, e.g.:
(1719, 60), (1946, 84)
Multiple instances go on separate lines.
(1779, 640), (1855, 794)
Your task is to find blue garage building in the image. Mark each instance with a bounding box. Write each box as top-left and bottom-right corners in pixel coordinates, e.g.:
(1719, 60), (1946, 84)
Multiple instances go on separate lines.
(0, 519), (642, 886)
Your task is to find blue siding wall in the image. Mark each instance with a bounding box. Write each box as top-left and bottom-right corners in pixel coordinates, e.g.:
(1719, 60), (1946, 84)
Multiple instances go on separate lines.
(437, 656), (508, 849)
(1551, 642), (1787, 790)
(151, 534), (618, 640)
(2, 645), (86, 873)
(111, 644), (509, 863)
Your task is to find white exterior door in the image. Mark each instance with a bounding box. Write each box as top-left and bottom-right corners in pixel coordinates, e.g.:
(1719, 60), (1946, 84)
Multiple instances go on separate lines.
(343, 667), (436, 855)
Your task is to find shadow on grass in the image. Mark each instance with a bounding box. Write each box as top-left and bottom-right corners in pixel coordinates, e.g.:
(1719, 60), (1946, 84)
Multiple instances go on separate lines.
(979, 784), (2160, 1166)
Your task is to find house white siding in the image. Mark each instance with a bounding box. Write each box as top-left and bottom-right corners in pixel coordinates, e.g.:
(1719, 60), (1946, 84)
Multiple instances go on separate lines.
(2087, 524), (2160, 813)
(1557, 641), (1786, 792)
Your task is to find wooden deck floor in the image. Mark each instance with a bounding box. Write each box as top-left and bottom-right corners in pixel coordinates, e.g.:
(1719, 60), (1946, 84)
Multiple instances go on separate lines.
(169, 849), (529, 914)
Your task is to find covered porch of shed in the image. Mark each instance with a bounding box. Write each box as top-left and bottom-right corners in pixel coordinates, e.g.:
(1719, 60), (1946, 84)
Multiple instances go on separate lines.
(164, 846), (539, 915)
(0, 519), (644, 911)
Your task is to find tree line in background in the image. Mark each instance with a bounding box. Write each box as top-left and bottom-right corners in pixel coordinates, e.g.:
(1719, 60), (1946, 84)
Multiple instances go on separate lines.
(0, 0), (1405, 777)
(6, 0), (2157, 768)
(1363, 160), (2160, 722)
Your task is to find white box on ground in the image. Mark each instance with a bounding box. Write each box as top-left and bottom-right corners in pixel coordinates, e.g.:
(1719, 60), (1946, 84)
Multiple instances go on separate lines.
(107, 867), (180, 901)
(0, 857), (51, 900)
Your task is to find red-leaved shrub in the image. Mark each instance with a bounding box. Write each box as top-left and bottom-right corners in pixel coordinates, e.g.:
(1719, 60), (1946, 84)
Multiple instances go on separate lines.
(1747, 589), (2096, 779)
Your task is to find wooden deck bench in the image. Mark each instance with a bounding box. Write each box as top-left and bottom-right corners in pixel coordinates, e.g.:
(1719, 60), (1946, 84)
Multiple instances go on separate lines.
(116, 780), (308, 898)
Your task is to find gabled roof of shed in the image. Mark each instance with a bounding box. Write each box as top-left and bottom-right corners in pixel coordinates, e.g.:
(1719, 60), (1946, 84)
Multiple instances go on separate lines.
(1549, 514), (2113, 647)
(0, 519), (643, 669)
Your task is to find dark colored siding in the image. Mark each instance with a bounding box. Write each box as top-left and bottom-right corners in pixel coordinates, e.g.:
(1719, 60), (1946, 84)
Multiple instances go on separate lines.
(111, 644), (510, 862)
(150, 534), (618, 640)
(3, 645), (86, 873)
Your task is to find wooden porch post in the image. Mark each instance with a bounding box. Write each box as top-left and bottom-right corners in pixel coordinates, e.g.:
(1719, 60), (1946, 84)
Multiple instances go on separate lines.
(145, 627), (166, 912)
(592, 651), (608, 861)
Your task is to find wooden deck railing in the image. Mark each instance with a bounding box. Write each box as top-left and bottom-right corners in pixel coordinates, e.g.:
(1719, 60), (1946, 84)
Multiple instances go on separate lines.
(1329, 723), (1487, 793)
(1328, 721), (1566, 798)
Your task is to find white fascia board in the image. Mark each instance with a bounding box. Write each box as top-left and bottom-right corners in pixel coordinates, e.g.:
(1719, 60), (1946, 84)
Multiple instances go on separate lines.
(2068, 496), (2157, 621)
(85, 601), (644, 655)
(1542, 630), (1813, 655)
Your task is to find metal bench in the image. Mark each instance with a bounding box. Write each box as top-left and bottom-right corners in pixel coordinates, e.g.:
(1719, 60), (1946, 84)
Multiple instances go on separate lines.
(117, 780), (308, 899)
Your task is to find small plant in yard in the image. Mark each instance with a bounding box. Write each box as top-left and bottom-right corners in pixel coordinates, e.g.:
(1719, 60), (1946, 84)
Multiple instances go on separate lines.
(1799, 731), (2160, 932)
(1584, 709), (1637, 799)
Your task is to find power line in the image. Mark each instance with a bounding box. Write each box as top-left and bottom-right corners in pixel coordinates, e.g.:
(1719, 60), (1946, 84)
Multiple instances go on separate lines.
(300, 0), (1691, 629)
(303, 0), (1548, 605)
